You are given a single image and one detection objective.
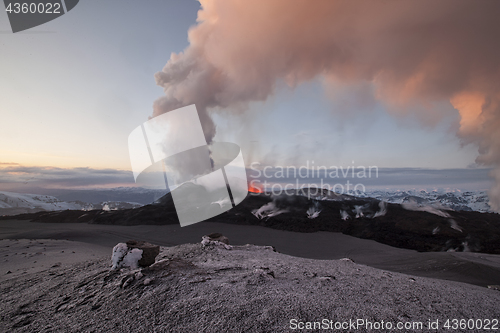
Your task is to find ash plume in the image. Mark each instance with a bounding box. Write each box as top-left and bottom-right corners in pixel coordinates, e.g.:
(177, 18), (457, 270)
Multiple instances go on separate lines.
(153, 0), (500, 210)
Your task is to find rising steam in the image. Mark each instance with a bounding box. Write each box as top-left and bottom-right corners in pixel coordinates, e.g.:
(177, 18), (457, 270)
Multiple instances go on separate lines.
(153, 0), (500, 210)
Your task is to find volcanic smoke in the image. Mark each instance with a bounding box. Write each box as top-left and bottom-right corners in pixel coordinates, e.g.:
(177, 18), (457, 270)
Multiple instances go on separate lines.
(152, 0), (500, 211)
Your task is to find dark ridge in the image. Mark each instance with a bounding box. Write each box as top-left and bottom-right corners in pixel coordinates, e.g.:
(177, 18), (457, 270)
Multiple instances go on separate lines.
(3, 188), (500, 254)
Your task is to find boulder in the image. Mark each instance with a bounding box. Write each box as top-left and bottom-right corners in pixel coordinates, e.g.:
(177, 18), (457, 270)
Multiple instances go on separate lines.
(205, 233), (229, 245)
(126, 240), (160, 267)
(201, 233), (232, 250)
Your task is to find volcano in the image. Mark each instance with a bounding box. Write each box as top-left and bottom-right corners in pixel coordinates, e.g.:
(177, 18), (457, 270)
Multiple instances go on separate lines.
(7, 186), (500, 255)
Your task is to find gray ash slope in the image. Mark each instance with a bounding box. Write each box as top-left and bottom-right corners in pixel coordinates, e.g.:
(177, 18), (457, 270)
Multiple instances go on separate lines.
(1, 242), (499, 333)
(7, 188), (500, 254)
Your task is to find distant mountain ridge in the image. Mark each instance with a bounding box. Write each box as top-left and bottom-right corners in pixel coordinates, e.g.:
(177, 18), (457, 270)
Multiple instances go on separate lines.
(360, 189), (490, 212)
(0, 187), (491, 217)
(47, 187), (168, 205)
(6, 187), (500, 255)
(0, 191), (143, 216)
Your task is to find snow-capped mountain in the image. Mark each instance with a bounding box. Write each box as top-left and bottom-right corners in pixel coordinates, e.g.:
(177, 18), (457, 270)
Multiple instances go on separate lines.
(53, 187), (168, 205)
(288, 187), (491, 213)
(0, 191), (143, 216)
(358, 189), (491, 212)
(1, 187), (492, 217)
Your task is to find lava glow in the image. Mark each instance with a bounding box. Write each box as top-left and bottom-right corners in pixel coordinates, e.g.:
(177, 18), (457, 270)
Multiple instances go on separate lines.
(248, 183), (262, 193)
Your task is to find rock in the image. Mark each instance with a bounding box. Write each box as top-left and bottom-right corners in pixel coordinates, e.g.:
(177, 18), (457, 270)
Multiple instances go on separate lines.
(318, 276), (335, 281)
(339, 257), (354, 262)
(201, 235), (232, 250)
(111, 243), (143, 270)
(264, 245), (277, 252)
(126, 240), (160, 267)
(205, 233), (229, 245)
(121, 275), (134, 289)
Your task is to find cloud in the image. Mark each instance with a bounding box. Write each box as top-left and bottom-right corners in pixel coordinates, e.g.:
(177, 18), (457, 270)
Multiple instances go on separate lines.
(0, 165), (135, 191)
(154, 0), (500, 209)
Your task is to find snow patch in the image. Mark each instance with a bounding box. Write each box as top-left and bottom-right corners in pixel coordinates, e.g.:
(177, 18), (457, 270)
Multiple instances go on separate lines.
(373, 201), (387, 218)
(201, 236), (232, 250)
(340, 210), (350, 220)
(401, 198), (451, 217)
(111, 243), (143, 270)
(449, 219), (463, 232)
(306, 202), (322, 219)
(252, 202), (289, 219)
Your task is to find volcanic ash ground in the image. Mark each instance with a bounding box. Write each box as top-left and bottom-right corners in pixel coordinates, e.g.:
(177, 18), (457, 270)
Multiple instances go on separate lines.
(1, 240), (499, 332)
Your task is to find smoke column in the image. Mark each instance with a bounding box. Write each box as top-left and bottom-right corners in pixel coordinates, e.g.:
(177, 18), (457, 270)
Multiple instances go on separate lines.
(153, 0), (500, 210)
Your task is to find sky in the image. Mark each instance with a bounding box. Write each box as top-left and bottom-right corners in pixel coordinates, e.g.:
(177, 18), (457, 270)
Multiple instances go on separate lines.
(0, 0), (495, 194)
